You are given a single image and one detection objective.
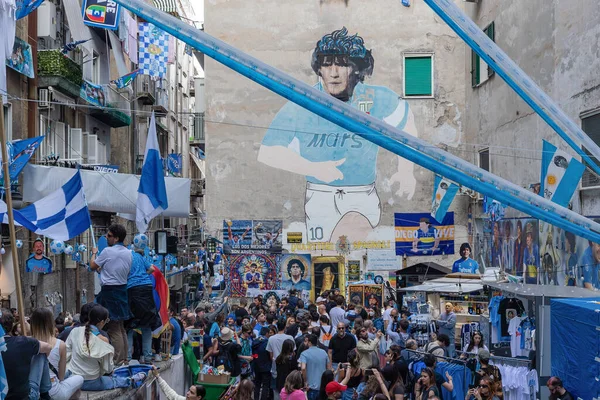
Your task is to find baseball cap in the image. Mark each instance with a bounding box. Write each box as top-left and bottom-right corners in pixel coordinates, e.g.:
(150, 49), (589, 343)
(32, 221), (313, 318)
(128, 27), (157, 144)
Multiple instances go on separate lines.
(478, 349), (490, 360)
(325, 381), (347, 395)
(316, 296), (326, 303)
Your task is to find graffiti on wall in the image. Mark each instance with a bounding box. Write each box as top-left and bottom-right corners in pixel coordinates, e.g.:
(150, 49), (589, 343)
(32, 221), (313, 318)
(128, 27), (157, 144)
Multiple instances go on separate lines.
(228, 253), (278, 297)
(258, 27), (419, 243)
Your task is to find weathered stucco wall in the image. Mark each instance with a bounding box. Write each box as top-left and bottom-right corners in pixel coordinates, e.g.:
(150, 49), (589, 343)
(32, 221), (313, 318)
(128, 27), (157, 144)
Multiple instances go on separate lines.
(204, 0), (468, 264)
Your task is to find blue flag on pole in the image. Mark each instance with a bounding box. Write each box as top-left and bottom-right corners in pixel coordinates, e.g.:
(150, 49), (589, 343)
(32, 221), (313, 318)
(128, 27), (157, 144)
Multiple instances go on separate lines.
(17, 170), (92, 240)
(540, 140), (585, 207)
(431, 175), (459, 223)
(136, 112), (168, 233)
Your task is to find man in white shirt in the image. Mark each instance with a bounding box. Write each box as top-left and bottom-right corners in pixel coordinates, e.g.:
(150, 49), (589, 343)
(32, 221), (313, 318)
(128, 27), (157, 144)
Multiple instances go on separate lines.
(329, 295), (346, 328)
(91, 224), (132, 364)
(266, 318), (295, 400)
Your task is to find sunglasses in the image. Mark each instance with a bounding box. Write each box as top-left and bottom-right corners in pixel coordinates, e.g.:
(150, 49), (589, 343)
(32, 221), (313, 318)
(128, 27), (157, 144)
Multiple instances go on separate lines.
(106, 233), (114, 238)
(478, 385), (490, 389)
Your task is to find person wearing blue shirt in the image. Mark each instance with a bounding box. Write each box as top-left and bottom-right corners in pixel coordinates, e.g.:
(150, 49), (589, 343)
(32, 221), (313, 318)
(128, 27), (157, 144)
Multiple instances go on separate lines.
(523, 223), (540, 284)
(245, 263), (262, 289)
(125, 249), (160, 363)
(299, 334), (330, 400)
(580, 241), (600, 290)
(258, 27), (420, 244)
(452, 243), (480, 274)
(169, 315), (182, 355)
(412, 217), (440, 254)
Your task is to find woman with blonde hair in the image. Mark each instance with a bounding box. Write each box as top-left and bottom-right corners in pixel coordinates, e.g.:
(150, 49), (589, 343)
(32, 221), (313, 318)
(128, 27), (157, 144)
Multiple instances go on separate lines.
(280, 370), (307, 400)
(30, 308), (84, 400)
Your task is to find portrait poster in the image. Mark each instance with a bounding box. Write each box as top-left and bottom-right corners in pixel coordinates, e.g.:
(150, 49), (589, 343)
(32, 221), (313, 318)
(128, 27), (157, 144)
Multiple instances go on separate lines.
(348, 285), (364, 306)
(80, 80), (106, 107)
(347, 259), (361, 282)
(278, 253), (311, 291)
(395, 212), (455, 256)
(26, 254), (52, 273)
(228, 253), (277, 297)
(6, 37), (34, 78)
(223, 219), (283, 254)
(364, 284), (383, 310)
(312, 256), (345, 301)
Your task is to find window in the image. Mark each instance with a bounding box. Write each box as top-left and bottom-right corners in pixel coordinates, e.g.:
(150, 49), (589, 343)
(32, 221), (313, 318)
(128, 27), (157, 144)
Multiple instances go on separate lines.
(92, 51), (100, 83)
(472, 22), (495, 87)
(479, 148), (490, 172)
(403, 54), (433, 98)
(3, 103), (12, 142)
(581, 111), (600, 187)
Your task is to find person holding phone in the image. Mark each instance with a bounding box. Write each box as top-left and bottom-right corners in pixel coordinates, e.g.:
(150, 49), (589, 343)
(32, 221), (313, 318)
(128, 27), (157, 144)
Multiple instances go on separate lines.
(465, 377), (499, 400)
(414, 368), (439, 400)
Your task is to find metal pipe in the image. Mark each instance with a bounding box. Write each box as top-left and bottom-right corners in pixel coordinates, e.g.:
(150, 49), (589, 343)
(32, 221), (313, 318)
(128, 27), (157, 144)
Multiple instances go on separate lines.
(112, 0), (600, 243)
(424, 0), (600, 178)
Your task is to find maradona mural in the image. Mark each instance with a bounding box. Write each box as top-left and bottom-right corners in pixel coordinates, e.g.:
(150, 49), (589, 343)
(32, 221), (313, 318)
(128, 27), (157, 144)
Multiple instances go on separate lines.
(258, 27), (419, 243)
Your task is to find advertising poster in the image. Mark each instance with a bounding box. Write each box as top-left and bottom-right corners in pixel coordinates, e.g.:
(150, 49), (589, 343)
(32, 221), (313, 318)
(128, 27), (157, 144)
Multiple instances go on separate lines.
(364, 284), (383, 310)
(312, 256), (345, 300)
(80, 80), (106, 107)
(228, 253), (277, 297)
(348, 285), (364, 306)
(395, 212), (455, 256)
(278, 253), (311, 291)
(81, 0), (120, 30)
(347, 259), (361, 282)
(223, 219), (282, 254)
(6, 37), (34, 78)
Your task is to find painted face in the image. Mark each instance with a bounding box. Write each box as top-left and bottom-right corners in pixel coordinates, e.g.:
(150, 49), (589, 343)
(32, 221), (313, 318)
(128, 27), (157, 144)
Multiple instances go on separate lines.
(419, 221), (428, 231)
(290, 263), (302, 278)
(526, 233), (532, 247)
(33, 241), (44, 256)
(319, 55), (359, 100)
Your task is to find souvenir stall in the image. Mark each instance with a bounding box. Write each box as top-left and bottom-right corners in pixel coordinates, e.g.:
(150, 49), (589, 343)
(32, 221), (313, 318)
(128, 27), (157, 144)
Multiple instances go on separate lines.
(399, 275), (488, 352)
(485, 282), (599, 398)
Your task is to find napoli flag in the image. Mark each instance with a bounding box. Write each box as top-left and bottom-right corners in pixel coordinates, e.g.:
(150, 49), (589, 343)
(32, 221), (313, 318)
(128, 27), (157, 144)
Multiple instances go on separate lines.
(136, 112), (168, 233)
(431, 175), (459, 223)
(540, 140), (585, 207)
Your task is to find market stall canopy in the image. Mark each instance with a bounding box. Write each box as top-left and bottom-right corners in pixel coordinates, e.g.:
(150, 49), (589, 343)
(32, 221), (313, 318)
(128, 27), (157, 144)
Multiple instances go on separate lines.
(395, 262), (451, 276)
(22, 164), (191, 217)
(486, 281), (600, 299)
(399, 279), (483, 294)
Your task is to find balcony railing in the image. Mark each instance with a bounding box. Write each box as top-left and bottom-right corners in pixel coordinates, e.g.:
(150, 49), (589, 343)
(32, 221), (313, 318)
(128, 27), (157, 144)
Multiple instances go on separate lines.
(37, 50), (83, 98)
(153, 89), (169, 115)
(136, 75), (156, 105)
(191, 113), (204, 143)
(87, 84), (132, 128)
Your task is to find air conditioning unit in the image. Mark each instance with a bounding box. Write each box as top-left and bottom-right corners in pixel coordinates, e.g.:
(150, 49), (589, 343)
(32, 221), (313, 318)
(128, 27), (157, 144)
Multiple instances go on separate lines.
(39, 89), (52, 108)
(37, 1), (57, 40)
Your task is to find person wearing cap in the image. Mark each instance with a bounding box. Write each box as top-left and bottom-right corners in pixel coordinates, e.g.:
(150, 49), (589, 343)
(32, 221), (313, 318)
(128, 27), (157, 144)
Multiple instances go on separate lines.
(474, 349), (501, 392)
(546, 377), (574, 400)
(452, 243), (480, 274)
(325, 381), (347, 399)
(436, 303), (456, 357)
(214, 327), (242, 377)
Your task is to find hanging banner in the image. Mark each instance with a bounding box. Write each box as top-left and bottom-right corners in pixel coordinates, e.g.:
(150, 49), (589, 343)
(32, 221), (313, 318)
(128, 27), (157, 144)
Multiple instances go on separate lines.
(138, 23), (170, 78)
(16, 0), (44, 19)
(540, 140), (585, 207)
(80, 80), (106, 107)
(81, 0), (121, 30)
(223, 219), (283, 254)
(6, 37), (34, 78)
(167, 153), (182, 175)
(395, 212), (455, 256)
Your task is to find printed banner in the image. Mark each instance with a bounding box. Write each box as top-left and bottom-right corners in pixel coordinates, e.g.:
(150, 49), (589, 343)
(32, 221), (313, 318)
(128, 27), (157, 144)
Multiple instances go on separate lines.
(540, 140), (585, 207)
(16, 0), (44, 19)
(167, 153), (182, 175)
(223, 219), (283, 254)
(366, 249), (399, 271)
(278, 253), (311, 291)
(82, 0), (120, 30)
(80, 80), (106, 107)
(347, 260), (361, 282)
(395, 212), (455, 256)
(228, 253), (278, 297)
(431, 175), (459, 223)
(246, 288), (310, 305)
(138, 23), (169, 78)
(348, 285), (365, 306)
(347, 284), (383, 310)
(6, 37), (34, 78)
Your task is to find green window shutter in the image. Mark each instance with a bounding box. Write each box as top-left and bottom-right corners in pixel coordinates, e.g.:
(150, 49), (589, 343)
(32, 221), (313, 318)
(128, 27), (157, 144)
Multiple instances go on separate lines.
(485, 22), (495, 78)
(405, 56), (432, 96)
(471, 49), (480, 87)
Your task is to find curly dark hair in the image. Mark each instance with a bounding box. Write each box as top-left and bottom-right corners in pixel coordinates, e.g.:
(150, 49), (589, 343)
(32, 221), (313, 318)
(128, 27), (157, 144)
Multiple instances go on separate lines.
(287, 259), (305, 277)
(311, 27), (374, 82)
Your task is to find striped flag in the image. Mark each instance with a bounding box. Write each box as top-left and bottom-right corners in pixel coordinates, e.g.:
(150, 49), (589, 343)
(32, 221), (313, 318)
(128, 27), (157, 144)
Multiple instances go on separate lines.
(431, 175), (459, 223)
(540, 140), (585, 207)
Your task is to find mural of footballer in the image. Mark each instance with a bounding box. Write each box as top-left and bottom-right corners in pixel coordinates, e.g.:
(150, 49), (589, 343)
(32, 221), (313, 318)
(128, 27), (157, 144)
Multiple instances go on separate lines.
(258, 27), (419, 242)
(281, 258), (311, 291)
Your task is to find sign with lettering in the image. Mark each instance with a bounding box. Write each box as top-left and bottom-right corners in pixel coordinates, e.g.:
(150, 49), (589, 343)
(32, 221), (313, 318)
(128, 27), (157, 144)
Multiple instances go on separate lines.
(290, 240), (392, 253)
(394, 212), (455, 256)
(81, 0), (120, 30)
(367, 249), (399, 271)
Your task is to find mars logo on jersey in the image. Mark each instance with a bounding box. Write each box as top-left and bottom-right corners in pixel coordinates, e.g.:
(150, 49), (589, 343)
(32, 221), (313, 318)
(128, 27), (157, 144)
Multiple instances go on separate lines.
(85, 4), (106, 23)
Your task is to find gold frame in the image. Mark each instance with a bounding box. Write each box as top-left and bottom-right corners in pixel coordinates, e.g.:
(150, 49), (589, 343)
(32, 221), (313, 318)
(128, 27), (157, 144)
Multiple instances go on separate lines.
(311, 256), (345, 302)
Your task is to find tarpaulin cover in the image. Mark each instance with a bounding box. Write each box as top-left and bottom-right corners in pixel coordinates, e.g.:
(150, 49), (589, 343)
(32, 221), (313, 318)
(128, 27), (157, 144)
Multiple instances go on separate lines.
(551, 297), (600, 399)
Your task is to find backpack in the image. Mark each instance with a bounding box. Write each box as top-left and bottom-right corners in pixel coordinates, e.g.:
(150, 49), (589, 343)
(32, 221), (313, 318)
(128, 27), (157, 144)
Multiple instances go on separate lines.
(320, 325), (334, 342)
(215, 339), (241, 377)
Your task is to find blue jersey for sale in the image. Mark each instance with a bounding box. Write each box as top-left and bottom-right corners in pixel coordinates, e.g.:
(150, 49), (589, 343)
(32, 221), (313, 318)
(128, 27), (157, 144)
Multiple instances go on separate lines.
(262, 82), (409, 186)
(452, 257), (480, 274)
(580, 246), (600, 289)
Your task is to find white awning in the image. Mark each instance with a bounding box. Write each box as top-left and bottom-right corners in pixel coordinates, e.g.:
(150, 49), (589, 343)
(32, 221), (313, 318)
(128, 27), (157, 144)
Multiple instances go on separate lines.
(62, 0), (91, 42)
(23, 164), (191, 217)
(107, 30), (128, 78)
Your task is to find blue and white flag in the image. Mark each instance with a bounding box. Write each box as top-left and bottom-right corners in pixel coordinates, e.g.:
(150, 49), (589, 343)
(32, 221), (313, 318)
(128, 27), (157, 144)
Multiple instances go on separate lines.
(136, 112), (168, 233)
(0, 201), (43, 233)
(138, 23), (169, 78)
(19, 170), (92, 240)
(540, 140), (585, 207)
(431, 175), (459, 223)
